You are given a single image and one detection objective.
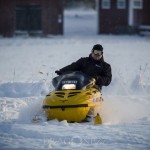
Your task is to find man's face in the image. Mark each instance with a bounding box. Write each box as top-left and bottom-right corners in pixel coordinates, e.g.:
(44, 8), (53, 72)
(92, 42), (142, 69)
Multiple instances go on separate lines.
(91, 52), (102, 61)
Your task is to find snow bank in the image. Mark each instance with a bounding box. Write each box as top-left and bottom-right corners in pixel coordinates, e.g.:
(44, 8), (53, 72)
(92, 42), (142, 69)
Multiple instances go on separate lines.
(0, 81), (51, 98)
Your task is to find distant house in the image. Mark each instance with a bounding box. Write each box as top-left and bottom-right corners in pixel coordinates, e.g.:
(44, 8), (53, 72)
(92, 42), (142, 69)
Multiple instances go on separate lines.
(97, 0), (150, 34)
(0, 0), (64, 37)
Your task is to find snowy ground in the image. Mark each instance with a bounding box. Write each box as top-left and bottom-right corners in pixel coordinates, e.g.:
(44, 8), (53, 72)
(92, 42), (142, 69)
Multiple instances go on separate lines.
(0, 9), (150, 150)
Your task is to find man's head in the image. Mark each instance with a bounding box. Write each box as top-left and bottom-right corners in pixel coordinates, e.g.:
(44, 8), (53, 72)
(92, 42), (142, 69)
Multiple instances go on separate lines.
(91, 44), (103, 61)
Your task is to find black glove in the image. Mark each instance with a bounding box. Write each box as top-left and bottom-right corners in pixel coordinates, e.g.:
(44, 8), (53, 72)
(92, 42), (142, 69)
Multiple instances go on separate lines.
(93, 76), (102, 86)
(55, 70), (62, 75)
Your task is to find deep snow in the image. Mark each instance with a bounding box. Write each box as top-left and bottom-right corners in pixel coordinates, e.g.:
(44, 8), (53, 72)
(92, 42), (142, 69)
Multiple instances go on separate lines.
(0, 9), (150, 150)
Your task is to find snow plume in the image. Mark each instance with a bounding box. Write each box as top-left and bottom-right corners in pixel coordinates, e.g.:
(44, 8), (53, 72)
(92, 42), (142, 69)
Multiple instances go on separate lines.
(18, 97), (45, 124)
(100, 95), (150, 124)
(101, 64), (150, 125)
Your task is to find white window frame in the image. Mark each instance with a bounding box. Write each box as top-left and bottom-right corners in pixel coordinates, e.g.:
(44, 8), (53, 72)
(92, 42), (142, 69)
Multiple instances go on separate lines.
(117, 0), (126, 9)
(133, 0), (143, 9)
(101, 0), (111, 9)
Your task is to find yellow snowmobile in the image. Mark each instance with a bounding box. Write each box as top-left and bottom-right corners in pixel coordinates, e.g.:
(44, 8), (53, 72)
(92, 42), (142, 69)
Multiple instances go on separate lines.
(43, 71), (103, 123)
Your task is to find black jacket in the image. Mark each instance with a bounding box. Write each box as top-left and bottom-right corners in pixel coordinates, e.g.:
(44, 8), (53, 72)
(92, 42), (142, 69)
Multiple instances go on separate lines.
(58, 54), (112, 89)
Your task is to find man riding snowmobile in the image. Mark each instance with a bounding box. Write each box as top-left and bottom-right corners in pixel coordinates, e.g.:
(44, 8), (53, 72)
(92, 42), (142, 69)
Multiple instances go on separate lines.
(41, 44), (112, 123)
(55, 44), (112, 91)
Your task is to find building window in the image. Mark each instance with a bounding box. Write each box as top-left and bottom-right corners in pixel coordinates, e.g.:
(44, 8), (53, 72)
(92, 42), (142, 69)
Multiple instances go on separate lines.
(133, 0), (143, 9)
(117, 0), (126, 9)
(101, 0), (110, 9)
(16, 5), (42, 31)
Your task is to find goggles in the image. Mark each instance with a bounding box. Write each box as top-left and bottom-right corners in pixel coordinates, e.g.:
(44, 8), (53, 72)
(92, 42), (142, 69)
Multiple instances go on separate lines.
(93, 50), (103, 56)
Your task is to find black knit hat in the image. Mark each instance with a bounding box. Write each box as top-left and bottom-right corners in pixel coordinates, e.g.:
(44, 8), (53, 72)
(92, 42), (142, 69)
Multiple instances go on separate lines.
(92, 44), (103, 52)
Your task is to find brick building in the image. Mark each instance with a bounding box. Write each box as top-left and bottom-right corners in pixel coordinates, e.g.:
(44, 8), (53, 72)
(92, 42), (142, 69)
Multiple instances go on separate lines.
(0, 0), (64, 37)
(97, 0), (150, 34)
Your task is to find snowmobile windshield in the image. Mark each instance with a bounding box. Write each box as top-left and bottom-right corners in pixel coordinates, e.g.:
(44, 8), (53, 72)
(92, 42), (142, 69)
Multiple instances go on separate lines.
(52, 71), (93, 90)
